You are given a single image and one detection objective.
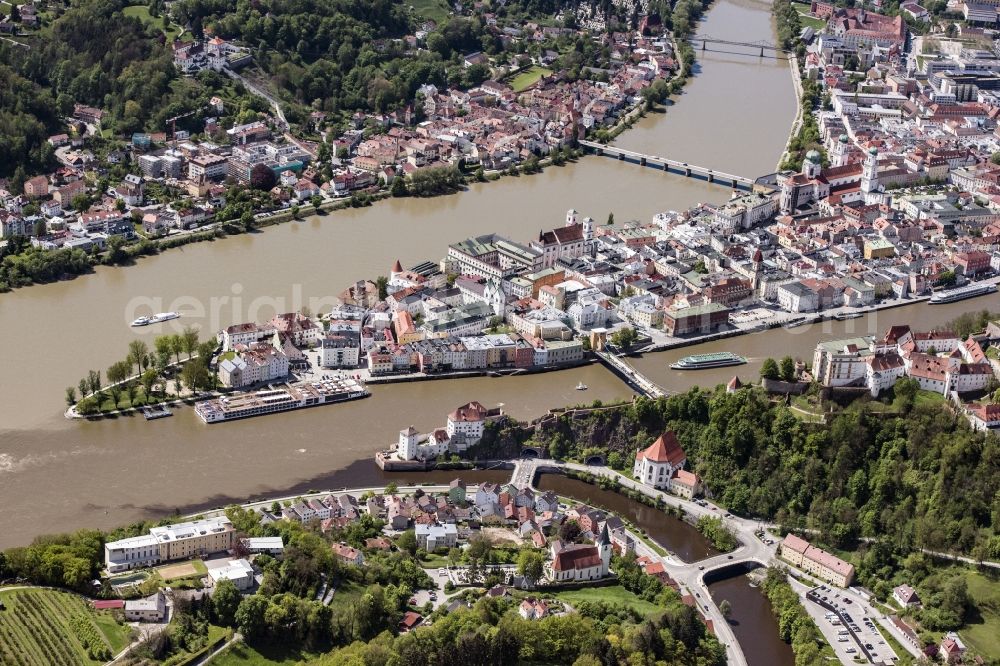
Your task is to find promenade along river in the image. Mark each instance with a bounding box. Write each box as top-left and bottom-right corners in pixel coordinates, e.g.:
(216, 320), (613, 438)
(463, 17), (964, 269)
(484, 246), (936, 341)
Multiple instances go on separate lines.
(1, 0), (805, 550)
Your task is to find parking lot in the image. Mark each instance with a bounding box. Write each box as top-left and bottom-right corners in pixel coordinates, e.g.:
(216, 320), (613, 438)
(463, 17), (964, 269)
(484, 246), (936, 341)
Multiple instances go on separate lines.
(804, 586), (898, 664)
(409, 567), (456, 610)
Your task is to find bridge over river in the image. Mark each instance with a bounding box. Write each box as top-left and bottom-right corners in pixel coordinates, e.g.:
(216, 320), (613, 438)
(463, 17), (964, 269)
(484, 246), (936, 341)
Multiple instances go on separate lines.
(689, 34), (794, 57)
(578, 140), (756, 189)
(594, 350), (668, 399)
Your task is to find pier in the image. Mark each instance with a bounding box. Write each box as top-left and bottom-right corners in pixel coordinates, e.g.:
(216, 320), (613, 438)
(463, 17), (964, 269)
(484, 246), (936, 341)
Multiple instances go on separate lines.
(595, 350), (668, 398)
(578, 140), (755, 189)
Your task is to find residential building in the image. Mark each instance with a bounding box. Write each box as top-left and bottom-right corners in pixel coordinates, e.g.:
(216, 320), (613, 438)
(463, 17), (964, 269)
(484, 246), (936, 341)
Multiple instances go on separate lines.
(124, 592), (166, 622)
(415, 522), (458, 551)
(209, 559), (255, 590)
(892, 584), (921, 608)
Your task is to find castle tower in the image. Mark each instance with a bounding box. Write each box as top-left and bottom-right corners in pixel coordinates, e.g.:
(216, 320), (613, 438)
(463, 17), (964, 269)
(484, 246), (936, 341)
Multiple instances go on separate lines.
(566, 208), (578, 227)
(390, 258), (403, 281)
(399, 426), (420, 460)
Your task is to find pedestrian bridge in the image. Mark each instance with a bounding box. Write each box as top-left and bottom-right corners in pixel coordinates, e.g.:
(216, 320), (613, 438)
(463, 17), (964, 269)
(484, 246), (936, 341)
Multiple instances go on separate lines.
(595, 351), (668, 399)
(578, 140), (755, 189)
(689, 34), (793, 56)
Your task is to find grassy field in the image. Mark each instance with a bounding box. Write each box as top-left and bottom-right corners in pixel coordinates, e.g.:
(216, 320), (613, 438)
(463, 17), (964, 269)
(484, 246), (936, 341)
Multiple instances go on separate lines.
(0, 588), (131, 666)
(913, 389), (946, 408)
(797, 12), (827, 29)
(959, 570), (1000, 657)
(509, 66), (553, 93)
(418, 552), (452, 568)
(790, 0), (827, 29)
(326, 580), (365, 612)
(123, 4), (181, 40)
(210, 641), (319, 666)
(405, 0), (450, 24)
(549, 584), (662, 617)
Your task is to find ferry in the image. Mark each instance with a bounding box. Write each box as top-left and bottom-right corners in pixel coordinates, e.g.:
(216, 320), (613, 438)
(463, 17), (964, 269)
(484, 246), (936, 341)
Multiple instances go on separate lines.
(130, 316), (151, 327)
(670, 352), (747, 370)
(834, 312), (863, 321)
(929, 282), (997, 305)
(149, 311), (181, 324)
(194, 378), (369, 423)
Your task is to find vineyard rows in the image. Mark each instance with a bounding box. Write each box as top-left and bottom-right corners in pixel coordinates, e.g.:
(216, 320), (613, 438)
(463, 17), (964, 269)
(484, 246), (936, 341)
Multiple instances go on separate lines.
(0, 590), (117, 666)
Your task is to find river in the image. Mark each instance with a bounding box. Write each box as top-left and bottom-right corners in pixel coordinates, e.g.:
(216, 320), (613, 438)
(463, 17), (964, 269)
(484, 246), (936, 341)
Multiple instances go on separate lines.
(708, 572), (795, 666)
(535, 473), (716, 562)
(0, 0), (802, 549)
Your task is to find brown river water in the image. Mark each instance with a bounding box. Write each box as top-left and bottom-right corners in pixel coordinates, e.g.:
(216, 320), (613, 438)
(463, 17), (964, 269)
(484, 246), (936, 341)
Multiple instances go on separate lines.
(7, 0), (978, 556)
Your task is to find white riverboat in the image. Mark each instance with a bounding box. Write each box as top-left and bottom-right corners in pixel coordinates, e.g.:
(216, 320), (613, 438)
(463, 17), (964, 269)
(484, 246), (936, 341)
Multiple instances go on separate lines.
(195, 378), (369, 423)
(929, 283), (997, 304)
(670, 352), (747, 370)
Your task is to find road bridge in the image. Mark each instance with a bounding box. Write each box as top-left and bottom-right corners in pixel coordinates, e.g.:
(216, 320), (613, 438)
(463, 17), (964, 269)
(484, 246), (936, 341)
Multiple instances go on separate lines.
(578, 140), (755, 189)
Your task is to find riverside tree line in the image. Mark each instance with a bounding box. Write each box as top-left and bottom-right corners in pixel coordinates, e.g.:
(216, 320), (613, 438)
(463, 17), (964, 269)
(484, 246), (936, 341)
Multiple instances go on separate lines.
(65, 326), (218, 414)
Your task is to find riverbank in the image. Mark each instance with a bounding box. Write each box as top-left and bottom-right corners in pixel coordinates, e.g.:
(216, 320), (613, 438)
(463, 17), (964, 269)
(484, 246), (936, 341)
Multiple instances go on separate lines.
(0, 0), (800, 553)
(777, 53), (804, 171)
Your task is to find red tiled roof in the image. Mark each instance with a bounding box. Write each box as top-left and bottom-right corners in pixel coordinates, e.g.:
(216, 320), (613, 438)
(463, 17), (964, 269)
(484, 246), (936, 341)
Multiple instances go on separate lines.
(552, 543), (601, 571)
(636, 431), (686, 465)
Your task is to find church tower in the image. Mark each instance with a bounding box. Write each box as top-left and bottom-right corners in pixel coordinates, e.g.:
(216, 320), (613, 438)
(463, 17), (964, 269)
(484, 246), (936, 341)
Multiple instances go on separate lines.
(484, 277), (505, 317)
(752, 248), (764, 292)
(803, 150), (822, 179)
(861, 146), (879, 199)
(832, 134), (850, 167)
(566, 208), (578, 227)
(597, 524), (612, 573)
(582, 216), (593, 242)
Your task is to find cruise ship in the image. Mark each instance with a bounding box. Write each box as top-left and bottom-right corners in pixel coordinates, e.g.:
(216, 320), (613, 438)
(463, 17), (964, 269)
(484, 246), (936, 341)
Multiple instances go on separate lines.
(670, 352), (747, 370)
(929, 283), (997, 305)
(195, 378), (369, 423)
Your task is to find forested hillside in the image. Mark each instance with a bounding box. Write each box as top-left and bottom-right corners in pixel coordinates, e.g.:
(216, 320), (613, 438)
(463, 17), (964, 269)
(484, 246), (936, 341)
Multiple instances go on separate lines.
(0, 0), (212, 180)
(481, 387), (1000, 566)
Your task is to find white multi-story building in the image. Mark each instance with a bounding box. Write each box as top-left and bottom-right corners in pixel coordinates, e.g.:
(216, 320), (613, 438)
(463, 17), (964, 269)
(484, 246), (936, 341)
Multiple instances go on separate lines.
(319, 335), (360, 368)
(415, 523), (458, 551)
(220, 322), (276, 350)
(105, 516), (235, 572)
(813, 336), (874, 387)
(104, 534), (161, 573)
(446, 401), (488, 440)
